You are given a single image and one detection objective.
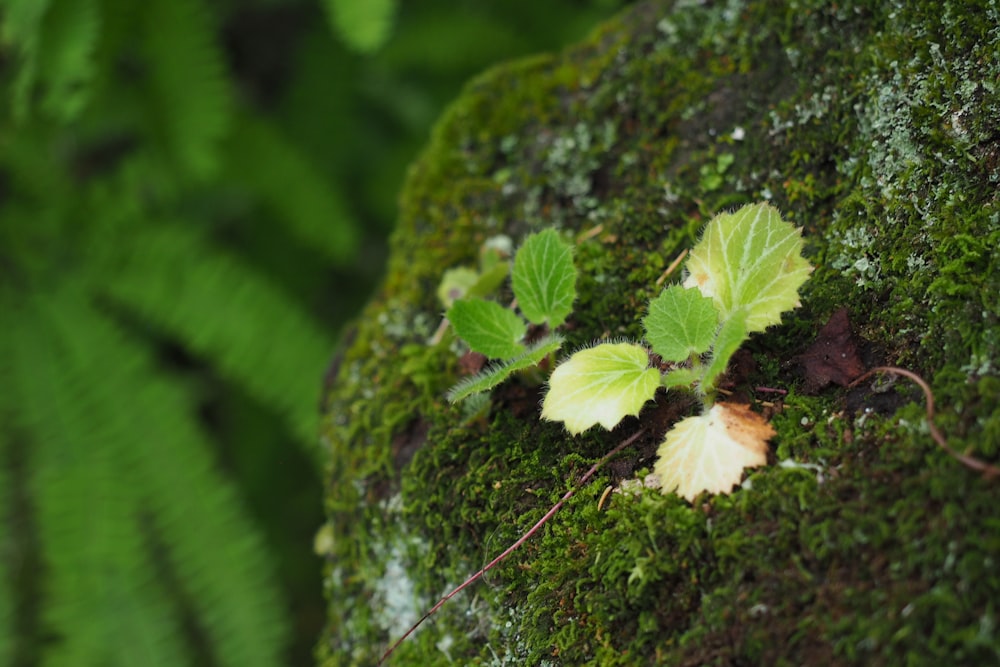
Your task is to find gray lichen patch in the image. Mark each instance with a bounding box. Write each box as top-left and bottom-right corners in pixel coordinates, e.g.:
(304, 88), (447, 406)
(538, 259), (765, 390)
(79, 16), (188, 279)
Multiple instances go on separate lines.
(319, 1), (1000, 665)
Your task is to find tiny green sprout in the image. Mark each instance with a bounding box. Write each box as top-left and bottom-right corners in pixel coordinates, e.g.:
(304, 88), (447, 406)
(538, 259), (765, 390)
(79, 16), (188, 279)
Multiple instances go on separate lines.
(442, 228), (577, 402)
(698, 152), (735, 192)
(436, 234), (512, 308)
(543, 202), (813, 500)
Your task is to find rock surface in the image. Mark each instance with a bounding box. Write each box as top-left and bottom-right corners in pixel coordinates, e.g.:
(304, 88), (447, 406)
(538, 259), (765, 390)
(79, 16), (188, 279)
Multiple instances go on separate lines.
(319, 1), (1000, 664)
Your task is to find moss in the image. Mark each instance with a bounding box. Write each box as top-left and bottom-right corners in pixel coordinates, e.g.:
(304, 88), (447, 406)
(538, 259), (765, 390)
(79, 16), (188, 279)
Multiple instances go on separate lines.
(320, 1), (1000, 665)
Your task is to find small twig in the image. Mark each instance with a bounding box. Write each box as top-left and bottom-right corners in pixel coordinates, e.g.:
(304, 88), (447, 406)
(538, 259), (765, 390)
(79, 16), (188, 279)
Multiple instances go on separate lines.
(377, 428), (646, 665)
(656, 249), (689, 286)
(428, 317), (450, 346)
(849, 366), (1000, 479)
(576, 223), (605, 244)
(597, 485), (615, 511)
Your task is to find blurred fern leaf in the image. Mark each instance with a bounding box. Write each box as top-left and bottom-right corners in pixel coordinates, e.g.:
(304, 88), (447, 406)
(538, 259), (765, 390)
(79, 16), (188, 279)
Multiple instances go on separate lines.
(140, 0), (232, 179)
(101, 221), (337, 453)
(5, 288), (288, 666)
(224, 114), (360, 265)
(323, 0), (397, 53)
(1, 0), (100, 121)
(1, 0), (338, 661)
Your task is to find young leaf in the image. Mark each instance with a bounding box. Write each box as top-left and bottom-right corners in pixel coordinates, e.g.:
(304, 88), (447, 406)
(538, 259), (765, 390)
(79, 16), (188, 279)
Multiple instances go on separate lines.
(447, 298), (526, 359)
(653, 402), (772, 501)
(512, 229), (576, 328)
(684, 203), (812, 333)
(479, 236), (512, 272)
(435, 257), (510, 308)
(468, 261), (509, 299)
(643, 285), (718, 362)
(436, 267), (479, 308)
(542, 342), (659, 434)
(700, 308), (749, 393)
(447, 335), (563, 402)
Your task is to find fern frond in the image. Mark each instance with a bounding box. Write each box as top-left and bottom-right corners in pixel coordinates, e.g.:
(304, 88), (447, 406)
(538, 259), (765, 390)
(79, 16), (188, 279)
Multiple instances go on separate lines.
(1, 0), (100, 122)
(223, 114), (360, 265)
(38, 0), (101, 121)
(1, 0), (50, 120)
(7, 293), (193, 666)
(8, 287), (289, 666)
(323, 0), (397, 53)
(140, 0), (231, 179)
(0, 0), (50, 48)
(101, 222), (337, 454)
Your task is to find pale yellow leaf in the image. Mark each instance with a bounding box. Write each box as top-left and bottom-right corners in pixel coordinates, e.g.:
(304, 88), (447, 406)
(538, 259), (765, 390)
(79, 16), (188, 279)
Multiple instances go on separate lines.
(541, 342), (659, 435)
(653, 403), (773, 501)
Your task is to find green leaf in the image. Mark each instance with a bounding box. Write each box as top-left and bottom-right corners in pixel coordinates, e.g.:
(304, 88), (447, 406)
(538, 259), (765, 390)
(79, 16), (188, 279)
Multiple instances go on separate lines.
(653, 403), (772, 501)
(143, 0), (232, 179)
(435, 240), (511, 308)
(684, 203), (812, 333)
(447, 335), (563, 402)
(447, 298), (526, 359)
(3, 0), (100, 122)
(512, 228), (577, 328)
(24, 0), (99, 121)
(643, 285), (718, 362)
(542, 342), (659, 435)
(8, 288), (289, 666)
(437, 267), (479, 308)
(323, 0), (397, 53)
(701, 308), (750, 393)
(468, 261), (509, 299)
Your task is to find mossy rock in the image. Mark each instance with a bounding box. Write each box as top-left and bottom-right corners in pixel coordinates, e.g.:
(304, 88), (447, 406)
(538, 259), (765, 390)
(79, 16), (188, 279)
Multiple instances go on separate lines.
(318, 1), (1000, 665)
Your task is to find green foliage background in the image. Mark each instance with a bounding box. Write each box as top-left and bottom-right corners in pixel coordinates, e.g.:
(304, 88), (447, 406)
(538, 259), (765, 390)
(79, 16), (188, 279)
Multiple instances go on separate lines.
(0, 0), (626, 664)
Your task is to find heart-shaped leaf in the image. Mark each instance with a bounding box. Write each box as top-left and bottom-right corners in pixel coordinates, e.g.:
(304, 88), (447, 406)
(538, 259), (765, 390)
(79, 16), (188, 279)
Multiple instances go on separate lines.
(653, 402), (772, 501)
(447, 298), (525, 359)
(643, 285), (718, 362)
(512, 229), (576, 328)
(684, 203), (812, 333)
(542, 342), (659, 434)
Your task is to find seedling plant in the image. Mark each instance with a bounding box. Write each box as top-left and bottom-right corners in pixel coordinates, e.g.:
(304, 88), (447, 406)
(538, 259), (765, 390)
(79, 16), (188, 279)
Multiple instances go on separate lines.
(445, 202), (812, 500)
(382, 203), (811, 664)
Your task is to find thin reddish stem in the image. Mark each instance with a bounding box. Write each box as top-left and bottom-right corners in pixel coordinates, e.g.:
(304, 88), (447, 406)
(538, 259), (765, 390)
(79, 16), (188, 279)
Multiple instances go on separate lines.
(377, 428), (646, 665)
(850, 366), (999, 479)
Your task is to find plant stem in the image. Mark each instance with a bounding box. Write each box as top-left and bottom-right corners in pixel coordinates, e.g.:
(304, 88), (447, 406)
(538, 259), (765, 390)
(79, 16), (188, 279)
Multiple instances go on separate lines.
(377, 427), (647, 665)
